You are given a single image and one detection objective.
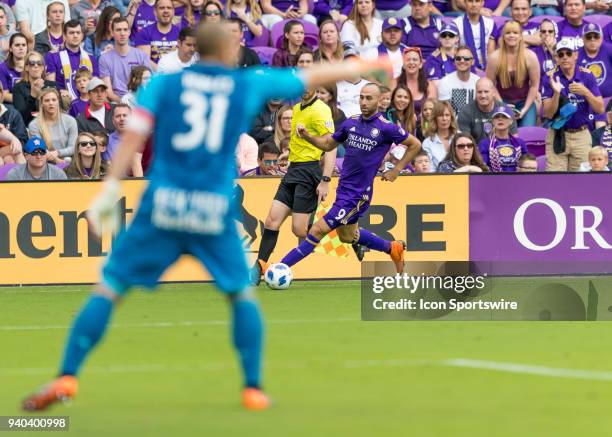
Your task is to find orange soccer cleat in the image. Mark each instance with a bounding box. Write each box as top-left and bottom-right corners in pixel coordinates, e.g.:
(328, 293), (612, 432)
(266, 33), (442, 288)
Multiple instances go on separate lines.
(389, 240), (406, 274)
(22, 375), (78, 411)
(242, 387), (270, 411)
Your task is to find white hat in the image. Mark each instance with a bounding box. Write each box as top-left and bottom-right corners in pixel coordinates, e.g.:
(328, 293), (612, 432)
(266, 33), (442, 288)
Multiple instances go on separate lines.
(555, 39), (576, 53)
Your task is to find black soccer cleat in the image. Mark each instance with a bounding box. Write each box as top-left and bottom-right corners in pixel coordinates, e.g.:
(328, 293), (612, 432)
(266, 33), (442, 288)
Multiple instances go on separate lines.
(352, 244), (366, 262)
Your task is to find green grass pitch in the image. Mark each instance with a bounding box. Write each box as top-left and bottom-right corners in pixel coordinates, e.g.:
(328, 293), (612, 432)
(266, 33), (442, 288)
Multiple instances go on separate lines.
(2, 280), (612, 436)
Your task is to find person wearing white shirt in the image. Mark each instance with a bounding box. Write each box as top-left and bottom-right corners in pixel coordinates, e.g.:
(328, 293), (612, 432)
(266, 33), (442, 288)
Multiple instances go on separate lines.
(452, 0), (496, 72)
(336, 77), (370, 117)
(340, 0), (383, 61)
(157, 27), (198, 74)
(437, 46), (480, 115)
(376, 17), (407, 80)
(421, 101), (458, 171)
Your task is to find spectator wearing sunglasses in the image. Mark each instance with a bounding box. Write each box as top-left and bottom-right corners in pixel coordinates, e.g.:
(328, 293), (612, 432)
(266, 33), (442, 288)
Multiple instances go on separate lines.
(13, 51), (59, 126)
(578, 23), (611, 99)
(5, 136), (67, 180)
(202, 1), (224, 23)
(542, 39), (604, 171)
(437, 132), (489, 173)
(530, 19), (558, 78)
(437, 45), (479, 115)
(64, 132), (109, 179)
(242, 142), (283, 176)
(425, 23), (459, 83)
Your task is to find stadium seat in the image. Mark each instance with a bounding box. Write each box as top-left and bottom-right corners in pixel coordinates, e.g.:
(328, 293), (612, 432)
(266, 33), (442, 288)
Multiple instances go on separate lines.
(584, 14), (612, 29)
(251, 46), (277, 65)
(0, 163), (17, 180)
(248, 26), (271, 47)
(492, 16), (509, 30)
(518, 126), (547, 157)
(528, 15), (564, 26)
(271, 19), (319, 49)
(536, 154), (546, 171)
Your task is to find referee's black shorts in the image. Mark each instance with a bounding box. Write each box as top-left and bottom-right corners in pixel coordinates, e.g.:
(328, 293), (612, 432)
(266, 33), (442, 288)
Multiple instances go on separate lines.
(274, 161), (322, 214)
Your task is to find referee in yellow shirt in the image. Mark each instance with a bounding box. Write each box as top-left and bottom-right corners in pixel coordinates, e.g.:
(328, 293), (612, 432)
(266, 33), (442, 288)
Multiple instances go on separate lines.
(251, 83), (336, 285)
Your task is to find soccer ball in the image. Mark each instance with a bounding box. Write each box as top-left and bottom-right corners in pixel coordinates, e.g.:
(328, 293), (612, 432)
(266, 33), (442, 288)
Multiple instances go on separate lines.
(264, 263), (293, 290)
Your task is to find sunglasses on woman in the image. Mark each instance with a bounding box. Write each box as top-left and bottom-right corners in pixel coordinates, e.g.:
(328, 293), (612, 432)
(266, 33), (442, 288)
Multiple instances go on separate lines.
(205, 9), (221, 16)
(455, 142), (474, 149)
(78, 140), (97, 148)
(27, 60), (44, 67)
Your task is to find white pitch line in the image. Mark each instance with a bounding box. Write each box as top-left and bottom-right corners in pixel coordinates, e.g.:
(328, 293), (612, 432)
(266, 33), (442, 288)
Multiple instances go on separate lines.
(444, 358), (612, 381)
(0, 318), (358, 331)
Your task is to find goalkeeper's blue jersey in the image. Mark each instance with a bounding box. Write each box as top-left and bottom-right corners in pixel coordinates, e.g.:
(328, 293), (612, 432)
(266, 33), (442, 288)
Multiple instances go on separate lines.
(135, 63), (305, 197)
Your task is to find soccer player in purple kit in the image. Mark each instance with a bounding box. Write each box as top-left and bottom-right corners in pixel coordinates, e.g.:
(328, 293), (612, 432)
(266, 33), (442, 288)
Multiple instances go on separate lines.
(279, 83), (421, 274)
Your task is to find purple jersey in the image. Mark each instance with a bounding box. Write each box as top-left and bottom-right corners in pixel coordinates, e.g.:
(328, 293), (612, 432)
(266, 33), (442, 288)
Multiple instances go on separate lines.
(403, 16), (443, 60)
(541, 66), (602, 130)
(68, 98), (88, 118)
(132, 0), (157, 34)
(0, 62), (21, 91)
(45, 49), (99, 94)
(134, 24), (180, 64)
(332, 113), (408, 201)
(478, 135), (528, 172)
(424, 51), (456, 80)
(578, 44), (612, 98)
(531, 45), (556, 78)
(557, 19), (585, 49)
(323, 113), (408, 229)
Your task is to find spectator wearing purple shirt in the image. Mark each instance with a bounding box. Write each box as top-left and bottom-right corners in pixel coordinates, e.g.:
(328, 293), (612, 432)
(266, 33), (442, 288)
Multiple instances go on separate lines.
(181, 0), (204, 28)
(478, 105), (528, 172)
(260, 0), (316, 29)
(453, 0), (497, 71)
(67, 68), (91, 117)
(578, 23), (611, 99)
(100, 17), (151, 102)
(509, 0), (541, 46)
(557, 0), (586, 49)
(126, 0), (156, 36)
(403, 0), (443, 60)
(425, 23), (459, 83)
(542, 39), (604, 171)
(0, 33), (26, 103)
(134, 0), (180, 66)
(45, 20), (98, 101)
(313, 0), (352, 24)
(280, 83), (421, 273)
(226, 0), (263, 46)
(531, 18), (558, 77)
(34, 2), (65, 59)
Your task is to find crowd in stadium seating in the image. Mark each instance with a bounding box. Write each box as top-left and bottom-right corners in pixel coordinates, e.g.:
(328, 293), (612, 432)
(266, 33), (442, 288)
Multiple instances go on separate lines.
(0, 0), (609, 180)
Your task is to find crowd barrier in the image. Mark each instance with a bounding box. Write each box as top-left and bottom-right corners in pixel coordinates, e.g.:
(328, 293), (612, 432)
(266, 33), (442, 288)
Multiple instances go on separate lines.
(0, 173), (609, 285)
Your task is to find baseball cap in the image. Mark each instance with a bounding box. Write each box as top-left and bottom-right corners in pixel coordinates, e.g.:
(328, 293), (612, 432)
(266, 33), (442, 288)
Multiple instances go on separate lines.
(87, 77), (108, 92)
(439, 23), (459, 36)
(582, 22), (602, 36)
(382, 17), (403, 31)
(555, 39), (576, 53)
(492, 105), (513, 119)
(24, 136), (47, 154)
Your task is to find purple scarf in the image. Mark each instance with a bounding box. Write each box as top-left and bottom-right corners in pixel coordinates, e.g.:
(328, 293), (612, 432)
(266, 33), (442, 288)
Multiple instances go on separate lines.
(488, 133), (522, 172)
(463, 14), (486, 70)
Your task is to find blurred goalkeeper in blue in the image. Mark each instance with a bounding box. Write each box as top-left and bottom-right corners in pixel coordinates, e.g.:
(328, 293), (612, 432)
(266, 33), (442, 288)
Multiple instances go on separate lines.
(21, 22), (393, 412)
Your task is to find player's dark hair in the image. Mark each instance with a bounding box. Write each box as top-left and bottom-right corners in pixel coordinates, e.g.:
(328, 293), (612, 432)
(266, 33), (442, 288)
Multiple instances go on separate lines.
(258, 143), (281, 159)
(179, 26), (196, 41)
(282, 20), (304, 51)
(63, 19), (82, 35)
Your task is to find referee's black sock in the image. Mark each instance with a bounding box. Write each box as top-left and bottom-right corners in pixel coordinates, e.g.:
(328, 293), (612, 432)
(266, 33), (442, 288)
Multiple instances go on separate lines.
(258, 228), (279, 263)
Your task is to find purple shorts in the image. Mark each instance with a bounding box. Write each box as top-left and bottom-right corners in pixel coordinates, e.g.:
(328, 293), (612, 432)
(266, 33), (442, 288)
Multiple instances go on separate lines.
(322, 194), (371, 230)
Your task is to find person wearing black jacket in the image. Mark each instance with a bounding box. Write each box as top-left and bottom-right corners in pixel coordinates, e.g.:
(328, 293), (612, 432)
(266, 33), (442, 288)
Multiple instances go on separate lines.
(0, 83), (28, 146)
(33, 2), (65, 58)
(249, 98), (282, 144)
(12, 51), (60, 126)
(227, 19), (261, 68)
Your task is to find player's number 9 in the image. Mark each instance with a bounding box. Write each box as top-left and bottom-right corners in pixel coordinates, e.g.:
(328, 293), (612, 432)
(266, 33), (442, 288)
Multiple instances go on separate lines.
(172, 90), (229, 153)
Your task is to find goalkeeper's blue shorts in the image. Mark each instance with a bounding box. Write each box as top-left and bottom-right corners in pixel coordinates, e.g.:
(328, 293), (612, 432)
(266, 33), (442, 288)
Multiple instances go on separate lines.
(102, 196), (250, 295)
